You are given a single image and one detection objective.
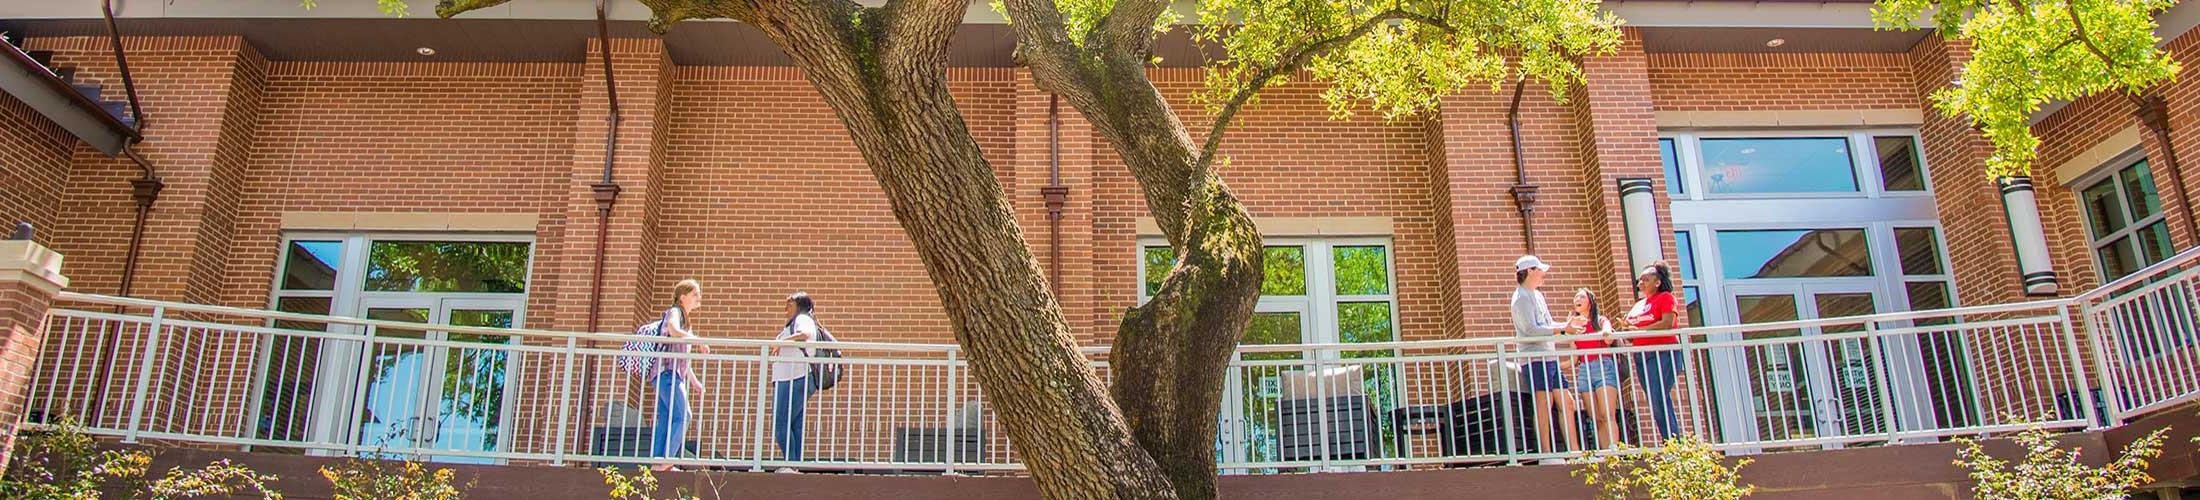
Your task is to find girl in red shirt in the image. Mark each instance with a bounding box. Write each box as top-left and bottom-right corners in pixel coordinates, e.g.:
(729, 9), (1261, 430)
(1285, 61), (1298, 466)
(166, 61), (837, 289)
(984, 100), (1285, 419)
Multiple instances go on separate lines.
(1620, 261), (1685, 440)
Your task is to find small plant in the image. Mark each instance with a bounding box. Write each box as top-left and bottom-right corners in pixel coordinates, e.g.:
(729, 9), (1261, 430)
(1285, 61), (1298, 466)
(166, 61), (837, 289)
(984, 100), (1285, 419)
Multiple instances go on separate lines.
(320, 456), (469, 500)
(1953, 425), (2167, 500)
(600, 466), (698, 500)
(1573, 435), (1755, 500)
(1, 417), (281, 499)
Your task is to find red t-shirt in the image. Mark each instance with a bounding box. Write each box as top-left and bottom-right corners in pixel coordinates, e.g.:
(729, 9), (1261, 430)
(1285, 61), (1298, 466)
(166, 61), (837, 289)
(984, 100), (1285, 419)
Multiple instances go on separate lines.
(1572, 317), (1613, 360)
(1626, 292), (1681, 346)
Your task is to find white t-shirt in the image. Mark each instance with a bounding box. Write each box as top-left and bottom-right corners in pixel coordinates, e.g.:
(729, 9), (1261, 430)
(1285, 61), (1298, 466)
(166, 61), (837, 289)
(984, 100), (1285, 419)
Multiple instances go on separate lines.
(772, 314), (818, 381)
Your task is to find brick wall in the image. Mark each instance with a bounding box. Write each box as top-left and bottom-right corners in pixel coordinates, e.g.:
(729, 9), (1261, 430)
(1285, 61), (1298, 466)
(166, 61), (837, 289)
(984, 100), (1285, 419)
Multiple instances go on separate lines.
(1648, 52), (1921, 112)
(0, 94), (75, 248)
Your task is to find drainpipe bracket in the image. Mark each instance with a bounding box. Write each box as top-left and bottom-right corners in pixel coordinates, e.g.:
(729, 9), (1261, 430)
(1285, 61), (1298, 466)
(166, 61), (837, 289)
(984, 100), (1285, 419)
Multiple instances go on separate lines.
(1041, 186), (1070, 219)
(2134, 94), (2172, 130)
(591, 182), (622, 205)
(1509, 183), (1541, 213)
(129, 176), (163, 205)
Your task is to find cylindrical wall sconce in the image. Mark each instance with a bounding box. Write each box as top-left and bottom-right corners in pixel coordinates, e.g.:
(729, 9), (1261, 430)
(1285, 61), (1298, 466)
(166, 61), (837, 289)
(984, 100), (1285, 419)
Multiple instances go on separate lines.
(2000, 176), (2059, 295)
(1619, 178), (1663, 272)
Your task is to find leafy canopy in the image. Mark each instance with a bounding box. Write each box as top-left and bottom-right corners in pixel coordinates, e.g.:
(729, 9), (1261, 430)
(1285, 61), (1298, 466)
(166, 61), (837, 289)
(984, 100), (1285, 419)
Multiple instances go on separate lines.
(1193, 0), (1622, 121)
(1875, 0), (2182, 179)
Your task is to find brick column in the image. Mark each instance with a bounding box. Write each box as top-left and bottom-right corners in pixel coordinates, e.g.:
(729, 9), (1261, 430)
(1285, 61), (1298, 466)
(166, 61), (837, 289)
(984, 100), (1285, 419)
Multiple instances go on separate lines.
(1572, 28), (1674, 308)
(0, 240), (67, 469)
(1011, 70), (1103, 343)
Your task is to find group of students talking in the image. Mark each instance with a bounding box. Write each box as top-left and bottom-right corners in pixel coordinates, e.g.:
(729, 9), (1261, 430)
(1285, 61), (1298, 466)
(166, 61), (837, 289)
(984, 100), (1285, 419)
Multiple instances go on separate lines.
(1511, 255), (1687, 463)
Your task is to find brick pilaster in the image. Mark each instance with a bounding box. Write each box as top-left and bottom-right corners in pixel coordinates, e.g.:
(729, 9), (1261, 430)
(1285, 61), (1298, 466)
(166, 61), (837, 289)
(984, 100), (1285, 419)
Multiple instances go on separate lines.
(0, 240), (68, 469)
(1572, 28), (1675, 311)
(1011, 70), (1102, 343)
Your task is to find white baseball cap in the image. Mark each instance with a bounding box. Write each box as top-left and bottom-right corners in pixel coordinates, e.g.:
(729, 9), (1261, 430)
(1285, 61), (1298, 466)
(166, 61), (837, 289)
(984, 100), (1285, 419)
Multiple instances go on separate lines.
(1515, 255), (1551, 272)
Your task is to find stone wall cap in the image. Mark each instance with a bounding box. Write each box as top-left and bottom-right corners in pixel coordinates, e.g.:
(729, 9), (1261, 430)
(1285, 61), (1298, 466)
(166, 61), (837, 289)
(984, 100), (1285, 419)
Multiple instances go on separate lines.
(0, 240), (68, 291)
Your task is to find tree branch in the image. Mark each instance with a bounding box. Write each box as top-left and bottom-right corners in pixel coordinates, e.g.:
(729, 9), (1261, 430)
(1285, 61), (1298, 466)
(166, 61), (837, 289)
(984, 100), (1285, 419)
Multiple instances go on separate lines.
(2065, 0), (2126, 70)
(1000, 0), (1095, 99)
(1089, 0), (1172, 52)
(1194, 8), (1450, 169)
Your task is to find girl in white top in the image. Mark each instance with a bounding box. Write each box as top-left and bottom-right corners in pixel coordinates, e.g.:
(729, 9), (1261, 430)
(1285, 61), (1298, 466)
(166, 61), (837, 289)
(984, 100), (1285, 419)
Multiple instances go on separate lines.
(770, 292), (819, 470)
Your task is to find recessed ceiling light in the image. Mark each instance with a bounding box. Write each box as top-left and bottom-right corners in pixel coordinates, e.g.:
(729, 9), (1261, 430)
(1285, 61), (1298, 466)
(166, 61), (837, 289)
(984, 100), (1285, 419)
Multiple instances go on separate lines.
(416, 47), (437, 56)
(1765, 38), (1787, 48)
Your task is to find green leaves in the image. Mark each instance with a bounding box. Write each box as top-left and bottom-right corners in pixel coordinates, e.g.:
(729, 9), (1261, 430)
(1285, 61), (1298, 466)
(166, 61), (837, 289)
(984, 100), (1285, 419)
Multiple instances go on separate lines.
(1193, 0), (1622, 121)
(1952, 423), (2166, 499)
(1573, 435), (1756, 500)
(1876, 0), (2182, 179)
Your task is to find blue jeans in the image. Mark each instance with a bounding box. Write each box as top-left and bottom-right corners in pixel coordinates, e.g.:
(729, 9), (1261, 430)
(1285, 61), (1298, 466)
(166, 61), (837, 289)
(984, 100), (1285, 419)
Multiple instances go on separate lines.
(772, 377), (812, 461)
(650, 371), (689, 458)
(1575, 357), (1622, 390)
(1632, 350), (1684, 439)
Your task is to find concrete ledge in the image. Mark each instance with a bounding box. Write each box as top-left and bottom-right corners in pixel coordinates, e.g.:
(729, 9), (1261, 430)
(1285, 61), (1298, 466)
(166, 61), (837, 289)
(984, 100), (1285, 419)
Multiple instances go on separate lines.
(0, 240), (67, 294)
(1135, 217), (1393, 237)
(281, 212), (540, 232)
(1656, 109), (1926, 129)
(2050, 125), (2143, 185)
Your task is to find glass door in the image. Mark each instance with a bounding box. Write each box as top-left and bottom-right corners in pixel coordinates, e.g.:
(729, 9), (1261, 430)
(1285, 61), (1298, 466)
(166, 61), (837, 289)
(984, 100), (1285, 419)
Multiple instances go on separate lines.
(1221, 304), (1310, 469)
(1722, 281), (1883, 449)
(353, 297), (521, 463)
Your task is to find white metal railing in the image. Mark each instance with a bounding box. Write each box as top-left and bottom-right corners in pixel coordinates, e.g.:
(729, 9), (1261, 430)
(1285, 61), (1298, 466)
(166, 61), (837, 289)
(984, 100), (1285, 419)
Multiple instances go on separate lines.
(22, 248), (2200, 474)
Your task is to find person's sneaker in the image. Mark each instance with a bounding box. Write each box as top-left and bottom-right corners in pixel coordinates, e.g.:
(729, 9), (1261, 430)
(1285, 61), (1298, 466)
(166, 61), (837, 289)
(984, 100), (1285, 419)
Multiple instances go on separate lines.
(775, 467), (799, 474)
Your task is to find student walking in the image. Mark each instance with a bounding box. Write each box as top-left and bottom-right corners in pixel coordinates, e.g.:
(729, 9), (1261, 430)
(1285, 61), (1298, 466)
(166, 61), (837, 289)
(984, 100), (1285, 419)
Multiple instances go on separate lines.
(1567, 288), (1623, 450)
(1511, 256), (1583, 462)
(1620, 262), (1686, 441)
(771, 292), (821, 472)
(650, 279), (708, 470)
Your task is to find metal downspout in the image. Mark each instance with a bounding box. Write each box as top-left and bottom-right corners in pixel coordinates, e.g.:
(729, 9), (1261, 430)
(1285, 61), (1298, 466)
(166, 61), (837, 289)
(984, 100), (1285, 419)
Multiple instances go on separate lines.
(2134, 94), (2200, 249)
(575, 0), (624, 458)
(1505, 79), (1540, 254)
(95, 0), (163, 426)
(1044, 95), (1069, 288)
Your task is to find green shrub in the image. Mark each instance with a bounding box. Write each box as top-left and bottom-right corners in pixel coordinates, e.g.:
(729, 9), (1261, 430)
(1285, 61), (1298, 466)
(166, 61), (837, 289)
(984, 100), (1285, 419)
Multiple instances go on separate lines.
(320, 457), (469, 500)
(1573, 435), (1754, 500)
(1954, 425), (2167, 500)
(0, 418), (280, 499)
(599, 467), (697, 500)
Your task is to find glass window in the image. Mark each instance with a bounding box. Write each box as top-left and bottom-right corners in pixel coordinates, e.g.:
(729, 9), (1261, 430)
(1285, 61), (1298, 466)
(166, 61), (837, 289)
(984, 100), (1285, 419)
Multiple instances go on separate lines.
(1698, 137), (1859, 194)
(1895, 228), (1944, 276)
(1716, 229), (1873, 279)
(1243, 312), (1304, 361)
(1263, 246), (1307, 296)
(2080, 159), (2172, 280)
(1905, 282), (1952, 326)
(1338, 302), (1394, 347)
(1332, 246), (1390, 295)
(365, 241), (531, 293)
(1142, 246), (1173, 295)
(2121, 161), (2162, 220)
(2082, 180), (2129, 239)
(1682, 286), (1704, 328)
(1675, 231), (1697, 280)
(280, 241), (343, 291)
(1875, 136), (1926, 191)
(1660, 138), (1683, 195)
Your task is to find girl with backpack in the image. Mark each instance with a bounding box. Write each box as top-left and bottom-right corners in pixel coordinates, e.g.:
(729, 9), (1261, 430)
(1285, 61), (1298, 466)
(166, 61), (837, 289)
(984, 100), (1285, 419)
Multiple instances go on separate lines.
(771, 291), (821, 472)
(649, 279), (708, 470)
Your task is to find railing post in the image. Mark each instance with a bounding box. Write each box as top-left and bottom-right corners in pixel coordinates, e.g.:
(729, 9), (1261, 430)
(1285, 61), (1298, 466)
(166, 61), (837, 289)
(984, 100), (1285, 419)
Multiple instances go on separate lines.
(345, 324), (381, 454)
(0, 239), (68, 469)
(943, 349), (960, 476)
(749, 345), (772, 472)
(2079, 302), (2125, 427)
(123, 306), (164, 443)
(1863, 323), (1899, 444)
(1495, 343), (1518, 464)
(552, 336), (578, 465)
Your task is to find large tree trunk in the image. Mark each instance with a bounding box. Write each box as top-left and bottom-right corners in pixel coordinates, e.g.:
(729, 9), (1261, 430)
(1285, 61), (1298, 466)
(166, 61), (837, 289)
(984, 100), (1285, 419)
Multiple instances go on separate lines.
(729, 2), (1181, 498)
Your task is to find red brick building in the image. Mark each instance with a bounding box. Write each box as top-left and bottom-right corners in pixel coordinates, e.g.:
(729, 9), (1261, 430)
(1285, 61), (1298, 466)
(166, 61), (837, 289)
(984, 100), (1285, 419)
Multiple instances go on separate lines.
(1, 0), (2197, 482)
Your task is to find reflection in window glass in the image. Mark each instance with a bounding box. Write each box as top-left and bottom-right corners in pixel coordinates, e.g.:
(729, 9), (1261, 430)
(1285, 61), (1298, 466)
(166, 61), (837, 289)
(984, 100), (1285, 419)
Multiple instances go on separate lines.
(1243, 312), (1304, 361)
(1716, 229), (1873, 279)
(1905, 282), (1952, 326)
(1875, 136), (1926, 191)
(1338, 302), (1395, 347)
(1142, 246), (1173, 296)
(1699, 137), (1859, 194)
(2137, 222), (2174, 265)
(2098, 239), (2141, 280)
(365, 241), (531, 293)
(1682, 286), (1704, 328)
(2082, 180), (2129, 239)
(1660, 138), (1684, 195)
(1333, 246), (1390, 295)
(2121, 160), (2162, 220)
(1675, 231), (1696, 280)
(281, 241), (343, 291)
(1895, 228), (1944, 276)
(1263, 246), (1307, 296)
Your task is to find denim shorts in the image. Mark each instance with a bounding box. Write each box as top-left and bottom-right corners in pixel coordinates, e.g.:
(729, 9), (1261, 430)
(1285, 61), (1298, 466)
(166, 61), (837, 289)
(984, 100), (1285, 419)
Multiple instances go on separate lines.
(1524, 360), (1571, 392)
(1575, 357), (1622, 391)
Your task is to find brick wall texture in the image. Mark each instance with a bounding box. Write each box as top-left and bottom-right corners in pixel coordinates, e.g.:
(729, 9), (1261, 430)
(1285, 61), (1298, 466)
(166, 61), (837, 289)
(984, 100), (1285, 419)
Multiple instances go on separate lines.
(4, 27), (2198, 461)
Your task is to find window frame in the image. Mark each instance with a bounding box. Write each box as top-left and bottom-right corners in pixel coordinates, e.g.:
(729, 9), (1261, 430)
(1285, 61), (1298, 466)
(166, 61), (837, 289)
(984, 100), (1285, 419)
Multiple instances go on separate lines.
(1135, 236), (1400, 349)
(1664, 129), (1932, 201)
(2073, 150), (2167, 281)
